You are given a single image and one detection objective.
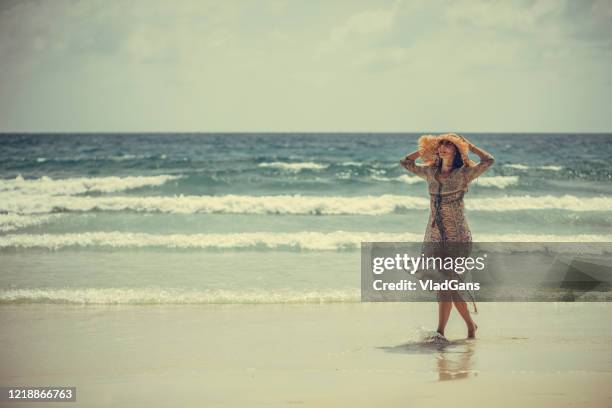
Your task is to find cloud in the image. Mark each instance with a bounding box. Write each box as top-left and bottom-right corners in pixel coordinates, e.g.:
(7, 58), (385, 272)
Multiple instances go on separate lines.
(0, 0), (610, 132)
(313, 1), (410, 75)
(324, 5), (399, 51)
(445, 0), (562, 32)
(446, 0), (612, 51)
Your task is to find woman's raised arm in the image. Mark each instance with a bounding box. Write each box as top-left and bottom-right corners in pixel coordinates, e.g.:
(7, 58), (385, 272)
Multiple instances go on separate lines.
(459, 136), (495, 182)
(400, 150), (429, 180)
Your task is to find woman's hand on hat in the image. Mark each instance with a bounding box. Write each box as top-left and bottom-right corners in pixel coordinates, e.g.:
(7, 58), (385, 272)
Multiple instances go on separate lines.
(458, 134), (473, 147)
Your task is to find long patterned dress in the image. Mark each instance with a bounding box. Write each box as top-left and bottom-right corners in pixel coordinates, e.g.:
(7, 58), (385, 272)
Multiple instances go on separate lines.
(402, 155), (495, 308)
(402, 156), (494, 242)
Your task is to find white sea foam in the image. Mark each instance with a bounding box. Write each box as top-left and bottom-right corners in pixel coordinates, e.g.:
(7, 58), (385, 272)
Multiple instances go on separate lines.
(0, 214), (59, 232)
(1, 231), (610, 251)
(258, 162), (328, 171)
(0, 175), (182, 195)
(2, 286), (607, 304)
(504, 164), (530, 170)
(475, 176), (519, 189)
(0, 193), (426, 215)
(467, 195), (612, 212)
(396, 175), (423, 184)
(503, 164), (562, 171)
(372, 175), (518, 189)
(1, 193), (610, 215)
(539, 165), (563, 171)
(0, 288), (361, 305)
(475, 234), (612, 244)
(370, 175), (424, 184)
(0, 231), (422, 250)
(107, 154), (142, 161)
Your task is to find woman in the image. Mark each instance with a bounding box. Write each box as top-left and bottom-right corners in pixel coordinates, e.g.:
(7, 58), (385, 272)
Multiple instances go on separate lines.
(400, 133), (495, 339)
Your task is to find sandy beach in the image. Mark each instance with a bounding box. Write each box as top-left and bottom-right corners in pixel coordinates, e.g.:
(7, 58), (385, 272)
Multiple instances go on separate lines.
(1, 302), (611, 407)
(2, 0), (612, 405)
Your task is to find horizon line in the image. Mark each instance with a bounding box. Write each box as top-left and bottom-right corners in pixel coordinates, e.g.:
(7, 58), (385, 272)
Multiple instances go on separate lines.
(1, 131), (611, 135)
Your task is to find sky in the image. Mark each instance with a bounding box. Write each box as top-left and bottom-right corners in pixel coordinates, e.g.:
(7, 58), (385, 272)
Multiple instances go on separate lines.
(0, 0), (611, 133)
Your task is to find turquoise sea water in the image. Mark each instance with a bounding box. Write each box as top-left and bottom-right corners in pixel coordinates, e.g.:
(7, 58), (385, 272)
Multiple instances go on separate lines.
(1, 133), (611, 304)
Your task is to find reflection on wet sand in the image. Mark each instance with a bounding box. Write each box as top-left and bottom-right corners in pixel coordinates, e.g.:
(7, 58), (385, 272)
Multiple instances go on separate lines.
(436, 340), (477, 381)
(379, 336), (478, 381)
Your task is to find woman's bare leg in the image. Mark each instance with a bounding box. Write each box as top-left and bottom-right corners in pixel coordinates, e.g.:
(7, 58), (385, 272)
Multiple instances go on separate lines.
(437, 301), (452, 336)
(453, 299), (478, 338)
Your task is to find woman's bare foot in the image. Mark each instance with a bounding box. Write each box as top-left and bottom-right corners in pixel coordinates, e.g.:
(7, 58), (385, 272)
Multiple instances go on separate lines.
(432, 331), (448, 343)
(467, 322), (478, 339)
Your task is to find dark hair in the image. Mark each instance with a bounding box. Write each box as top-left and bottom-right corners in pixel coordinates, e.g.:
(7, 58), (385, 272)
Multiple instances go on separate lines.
(452, 149), (464, 169)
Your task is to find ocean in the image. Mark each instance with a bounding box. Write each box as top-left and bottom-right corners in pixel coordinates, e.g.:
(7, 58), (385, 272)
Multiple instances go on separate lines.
(2, 133), (612, 407)
(1, 133), (611, 304)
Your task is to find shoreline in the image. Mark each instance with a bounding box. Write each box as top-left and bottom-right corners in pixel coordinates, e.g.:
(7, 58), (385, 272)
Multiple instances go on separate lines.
(1, 303), (611, 407)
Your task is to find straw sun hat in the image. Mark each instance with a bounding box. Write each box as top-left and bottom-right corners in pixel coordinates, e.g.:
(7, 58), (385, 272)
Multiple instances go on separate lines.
(417, 133), (475, 167)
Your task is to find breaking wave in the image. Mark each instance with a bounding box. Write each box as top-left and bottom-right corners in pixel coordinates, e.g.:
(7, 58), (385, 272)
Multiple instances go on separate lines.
(0, 286), (608, 304)
(503, 164), (563, 171)
(258, 161), (328, 171)
(0, 288), (361, 305)
(0, 214), (59, 232)
(475, 176), (519, 188)
(1, 231), (610, 251)
(1, 193), (610, 215)
(0, 175), (182, 196)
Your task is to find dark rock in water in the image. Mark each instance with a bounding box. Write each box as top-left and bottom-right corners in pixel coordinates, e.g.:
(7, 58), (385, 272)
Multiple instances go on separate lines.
(545, 255), (612, 293)
(559, 291), (576, 302)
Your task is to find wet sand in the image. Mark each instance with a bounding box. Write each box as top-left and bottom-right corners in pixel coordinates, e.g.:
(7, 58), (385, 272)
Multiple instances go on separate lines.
(1, 302), (611, 407)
